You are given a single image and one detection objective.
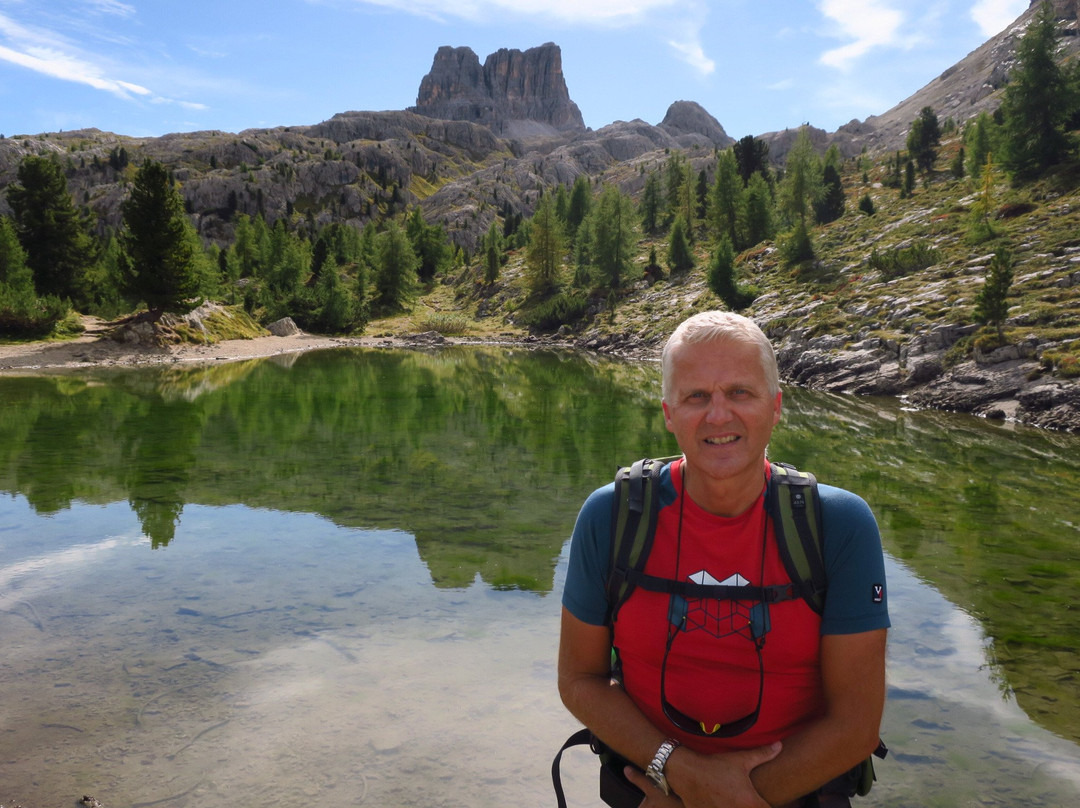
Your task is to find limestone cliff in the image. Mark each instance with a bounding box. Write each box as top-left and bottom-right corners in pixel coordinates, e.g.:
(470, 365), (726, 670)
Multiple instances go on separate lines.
(412, 43), (586, 138)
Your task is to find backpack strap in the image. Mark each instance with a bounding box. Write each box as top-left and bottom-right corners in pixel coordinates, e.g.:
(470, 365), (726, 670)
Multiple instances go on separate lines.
(551, 727), (593, 808)
(767, 462), (827, 615)
(622, 569), (798, 604)
(606, 456), (679, 624)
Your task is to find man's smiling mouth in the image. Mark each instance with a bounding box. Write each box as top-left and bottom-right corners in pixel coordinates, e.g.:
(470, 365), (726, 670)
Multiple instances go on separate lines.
(705, 435), (739, 445)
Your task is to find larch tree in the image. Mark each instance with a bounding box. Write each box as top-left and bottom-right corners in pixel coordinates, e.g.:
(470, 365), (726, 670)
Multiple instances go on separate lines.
(524, 194), (565, 295)
(1001, 1), (1074, 179)
(588, 185), (638, 291)
(709, 149), (744, 250)
(372, 221), (420, 313)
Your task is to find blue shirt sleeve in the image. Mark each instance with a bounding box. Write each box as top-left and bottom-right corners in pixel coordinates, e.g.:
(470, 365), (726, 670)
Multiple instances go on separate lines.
(561, 482), (615, 626)
(818, 484), (891, 635)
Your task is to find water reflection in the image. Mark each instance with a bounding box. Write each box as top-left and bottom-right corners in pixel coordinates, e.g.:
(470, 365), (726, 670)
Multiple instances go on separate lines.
(0, 346), (1079, 806)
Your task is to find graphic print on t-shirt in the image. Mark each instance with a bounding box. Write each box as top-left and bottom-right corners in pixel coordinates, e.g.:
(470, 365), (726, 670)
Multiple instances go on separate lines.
(667, 570), (772, 641)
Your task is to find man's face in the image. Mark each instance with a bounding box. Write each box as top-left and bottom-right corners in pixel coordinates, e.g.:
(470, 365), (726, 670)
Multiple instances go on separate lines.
(662, 337), (782, 494)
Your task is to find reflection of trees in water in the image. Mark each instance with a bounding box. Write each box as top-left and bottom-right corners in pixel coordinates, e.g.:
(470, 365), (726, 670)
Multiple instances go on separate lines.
(123, 399), (205, 548)
(777, 387), (1080, 742)
(1, 351), (1080, 741)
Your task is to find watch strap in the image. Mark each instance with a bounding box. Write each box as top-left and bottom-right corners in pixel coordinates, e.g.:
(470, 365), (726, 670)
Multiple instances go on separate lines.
(645, 738), (680, 795)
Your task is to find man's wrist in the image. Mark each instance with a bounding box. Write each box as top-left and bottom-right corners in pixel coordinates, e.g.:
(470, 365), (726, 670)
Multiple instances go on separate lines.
(645, 738), (681, 795)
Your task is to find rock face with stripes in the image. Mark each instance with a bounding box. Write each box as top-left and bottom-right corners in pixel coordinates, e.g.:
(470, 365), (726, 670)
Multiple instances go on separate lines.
(412, 43), (586, 138)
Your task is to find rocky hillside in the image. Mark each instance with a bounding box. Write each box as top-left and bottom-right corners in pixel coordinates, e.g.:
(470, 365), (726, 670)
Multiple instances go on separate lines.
(1, 5), (1079, 431)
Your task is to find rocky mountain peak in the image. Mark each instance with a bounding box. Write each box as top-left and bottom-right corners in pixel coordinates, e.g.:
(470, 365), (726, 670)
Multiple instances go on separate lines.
(658, 101), (734, 147)
(412, 42), (586, 138)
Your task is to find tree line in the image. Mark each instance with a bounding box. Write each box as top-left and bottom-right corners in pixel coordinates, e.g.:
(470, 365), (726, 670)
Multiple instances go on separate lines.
(1, 1), (1075, 339)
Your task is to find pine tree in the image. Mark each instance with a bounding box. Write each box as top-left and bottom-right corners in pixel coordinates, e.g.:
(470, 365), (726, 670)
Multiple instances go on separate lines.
(1001, 1), (1073, 178)
(6, 155), (97, 305)
(743, 172), (775, 248)
(964, 112), (995, 180)
(372, 221), (420, 313)
(406, 207), (452, 283)
(906, 106), (941, 174)
(121, 160), (204, 316)
(588, 186), (638, 291)
(664, 152), (687, 225)
(483, 222), (502, 285)
(815, 164), (845, 224)
(709, 150), (744, 249)
(733, 135), (771, 186)
(777, 128), (823, 228)
(706, 235), (755, 311)
(974, 249), (1014, 339)
(667, 215), (694, 274)
(565, 174), (592, 239)
(639, 171), (663, 234)
(0, 216), (32, 293)
(524, 194), (565, 295)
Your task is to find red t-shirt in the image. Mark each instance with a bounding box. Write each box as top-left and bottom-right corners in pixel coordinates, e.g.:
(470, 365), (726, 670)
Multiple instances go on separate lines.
(613, 459), (825, 754)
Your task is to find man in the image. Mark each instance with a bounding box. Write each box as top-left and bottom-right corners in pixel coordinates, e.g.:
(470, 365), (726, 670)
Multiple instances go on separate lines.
(558, 311), (889, 808)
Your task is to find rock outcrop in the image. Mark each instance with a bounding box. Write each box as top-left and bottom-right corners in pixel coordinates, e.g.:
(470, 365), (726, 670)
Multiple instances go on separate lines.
(657, 101), (734, 149)
(412, 43), (586, 138)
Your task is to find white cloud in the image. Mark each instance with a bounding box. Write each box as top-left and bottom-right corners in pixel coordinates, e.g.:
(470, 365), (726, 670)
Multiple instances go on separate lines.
(969, 0), (1028, 37)
(84, 0), (137, 17)
(349, 0), (716, 73)
(817, 0), (906, 70)
(0, 11), (151, 99)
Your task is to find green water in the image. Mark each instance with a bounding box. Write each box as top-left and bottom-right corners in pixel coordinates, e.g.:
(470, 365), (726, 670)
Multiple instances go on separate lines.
(0, 346), (1077, 807)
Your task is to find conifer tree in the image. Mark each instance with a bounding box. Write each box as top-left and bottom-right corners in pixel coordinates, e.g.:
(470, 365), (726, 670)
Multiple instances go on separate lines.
(587, 186), (638, 291)
(706, 235), (755, 311)
(565, 174), (592, 239)
(815, 164), (845, 224)
(664, 152), (687, 225)
(483, 221), (502, 285)
(1001, 1), (1073, 178)
(639, 171), (663, 234)
(743, 172), (775, 248)
(667, 215), (694, 274)
(964, 112), (996, 180)
(524, 194), (565, 295)
(974, 249), (1013, 339)
(372, 221), (419, 312)
(121, 160), (204, 316)
(733, 135), (771, 186)
(709, 150), (744, 249)
(777, 128), (823, 228)
(7, 155), (96, 305)
(906, 107), (941, 174)
(0, 216), (32, 294)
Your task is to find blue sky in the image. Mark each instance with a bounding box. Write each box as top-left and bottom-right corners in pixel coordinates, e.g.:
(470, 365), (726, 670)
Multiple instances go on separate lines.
(0, 0), (1029, 141)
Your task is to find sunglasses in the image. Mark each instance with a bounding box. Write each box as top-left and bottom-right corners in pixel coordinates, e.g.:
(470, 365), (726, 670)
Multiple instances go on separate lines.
(659, 595), (767, 738)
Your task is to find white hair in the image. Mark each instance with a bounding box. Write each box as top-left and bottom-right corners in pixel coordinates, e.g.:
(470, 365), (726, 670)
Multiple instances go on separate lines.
(661, 311), (779, 401)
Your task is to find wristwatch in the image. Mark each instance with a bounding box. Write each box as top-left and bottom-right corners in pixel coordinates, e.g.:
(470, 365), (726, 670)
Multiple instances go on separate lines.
(645, 738), (680, 795)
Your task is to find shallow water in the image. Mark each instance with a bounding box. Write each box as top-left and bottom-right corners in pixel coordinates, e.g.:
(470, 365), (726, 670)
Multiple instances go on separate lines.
(0, 346), (1078, 807)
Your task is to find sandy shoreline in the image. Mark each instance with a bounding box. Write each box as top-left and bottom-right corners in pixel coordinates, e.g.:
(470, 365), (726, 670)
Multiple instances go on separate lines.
(0, 328), (418, 373)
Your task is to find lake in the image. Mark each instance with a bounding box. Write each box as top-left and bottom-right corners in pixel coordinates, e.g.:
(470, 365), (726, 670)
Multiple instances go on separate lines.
(0, 346), (1078, 807)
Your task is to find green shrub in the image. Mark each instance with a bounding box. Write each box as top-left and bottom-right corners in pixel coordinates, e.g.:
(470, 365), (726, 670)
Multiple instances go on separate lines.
(868, 243), (940, 280)
(417, 312), (469, 335)
(0, 286), (70, 336)
(518, 290), (589, 331)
